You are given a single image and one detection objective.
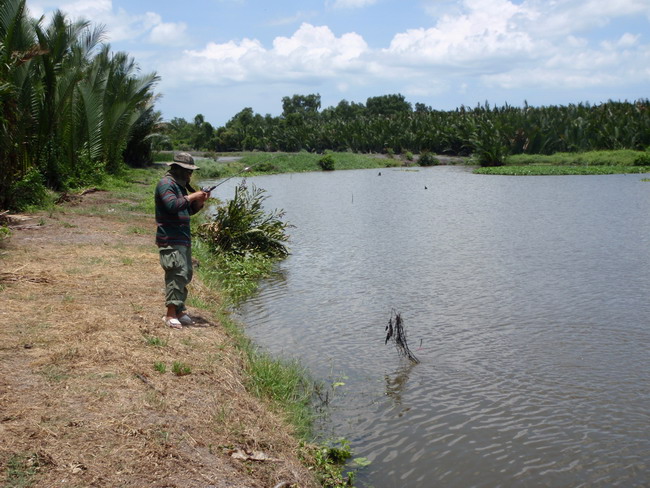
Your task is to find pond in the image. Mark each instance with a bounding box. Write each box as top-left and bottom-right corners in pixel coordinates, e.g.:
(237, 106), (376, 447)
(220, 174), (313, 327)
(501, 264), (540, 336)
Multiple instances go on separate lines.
(206, 166), (650, 487)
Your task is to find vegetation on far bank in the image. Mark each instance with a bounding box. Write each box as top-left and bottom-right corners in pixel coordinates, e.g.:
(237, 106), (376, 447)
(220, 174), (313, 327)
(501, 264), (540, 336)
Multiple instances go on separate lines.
(164, 96), (650, 168)
(474, 149), (650, 176)
(475, 149), (650, 175)
(475, 165), (650, 176)
(158, 149), (650, 177)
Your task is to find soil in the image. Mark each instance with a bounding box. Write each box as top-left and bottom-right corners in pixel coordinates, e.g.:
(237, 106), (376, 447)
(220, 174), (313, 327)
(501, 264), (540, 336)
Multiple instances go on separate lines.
(0, 190), (318, 487)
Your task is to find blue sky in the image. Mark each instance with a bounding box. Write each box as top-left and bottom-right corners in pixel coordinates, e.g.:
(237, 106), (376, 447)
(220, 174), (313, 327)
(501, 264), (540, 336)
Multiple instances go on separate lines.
(26, 0), (650, 126)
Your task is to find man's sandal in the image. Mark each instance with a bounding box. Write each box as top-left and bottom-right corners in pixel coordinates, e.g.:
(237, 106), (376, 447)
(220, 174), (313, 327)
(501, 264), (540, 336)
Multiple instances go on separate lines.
(163, 316), (183, 329)
(177, 314), (195, 325)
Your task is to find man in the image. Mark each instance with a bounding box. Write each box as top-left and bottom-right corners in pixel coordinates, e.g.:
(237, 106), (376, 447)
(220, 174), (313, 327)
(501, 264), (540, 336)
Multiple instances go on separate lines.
(155, 152), (209, 329)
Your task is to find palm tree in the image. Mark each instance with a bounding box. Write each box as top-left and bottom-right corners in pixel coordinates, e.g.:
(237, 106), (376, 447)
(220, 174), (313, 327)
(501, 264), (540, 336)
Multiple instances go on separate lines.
(0, 0), (40, 206)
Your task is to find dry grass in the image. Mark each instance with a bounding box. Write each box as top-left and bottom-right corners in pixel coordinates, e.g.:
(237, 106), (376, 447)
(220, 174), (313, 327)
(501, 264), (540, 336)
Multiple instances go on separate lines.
(0, 190), (317, 487)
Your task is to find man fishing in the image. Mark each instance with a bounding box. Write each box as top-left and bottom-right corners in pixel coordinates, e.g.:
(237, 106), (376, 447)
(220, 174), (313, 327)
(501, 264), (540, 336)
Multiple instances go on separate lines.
(155, 152), (209, 329)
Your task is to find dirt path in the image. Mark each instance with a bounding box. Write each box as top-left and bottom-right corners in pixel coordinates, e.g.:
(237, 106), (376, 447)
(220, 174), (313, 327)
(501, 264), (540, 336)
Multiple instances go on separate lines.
(0, 191), (316, 487)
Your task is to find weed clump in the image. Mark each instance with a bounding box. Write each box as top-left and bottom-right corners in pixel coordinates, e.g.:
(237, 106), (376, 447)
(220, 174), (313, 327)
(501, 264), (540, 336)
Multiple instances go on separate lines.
(633, 152), (650, 166)
(11, 168), (51, 211)
(171, 361), (191, 376)
(418, 152), (440, 166)
(197, 182), (291, 258)
(318, 154), (335, 171)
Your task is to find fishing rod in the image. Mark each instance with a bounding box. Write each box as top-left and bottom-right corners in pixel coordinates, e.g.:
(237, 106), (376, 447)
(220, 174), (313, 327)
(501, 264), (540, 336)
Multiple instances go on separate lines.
(200, 164), (255, 194)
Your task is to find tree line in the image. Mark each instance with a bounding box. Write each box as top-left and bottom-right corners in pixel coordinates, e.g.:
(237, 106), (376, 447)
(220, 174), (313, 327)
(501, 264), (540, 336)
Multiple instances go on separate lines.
(0, 0), (161, 209)
(165, 93), (650, 166)
(2, 0), (648, 210)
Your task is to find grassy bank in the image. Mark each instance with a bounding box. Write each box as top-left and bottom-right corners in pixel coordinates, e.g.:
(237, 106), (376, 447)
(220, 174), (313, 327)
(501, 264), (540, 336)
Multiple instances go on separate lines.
(474, 149), (650, 175)
(190, 239), (314, 436)
(110, 166), (359, 486)
(0, 165), (353, 487)
(155, 149), (650, 178)
(156, 150), (408, 180)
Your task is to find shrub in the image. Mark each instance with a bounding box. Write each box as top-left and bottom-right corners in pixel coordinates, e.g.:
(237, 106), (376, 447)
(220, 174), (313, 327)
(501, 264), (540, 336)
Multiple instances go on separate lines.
(405, 151), (414, 161)
(255, 161), (279, 173)
(0, 225), (11, 243)
(11, 168), (50, 211)
(318, 154), (335, 171)
(198, 182), (291, 258)
(633, 152), (650, 166)
(418, 152), (440, 166)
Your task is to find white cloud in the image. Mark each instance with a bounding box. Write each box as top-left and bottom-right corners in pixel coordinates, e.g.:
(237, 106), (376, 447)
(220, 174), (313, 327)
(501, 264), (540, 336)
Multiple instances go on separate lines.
(381, 0), (650, 92)
(27, 0), (190, 45)
(601, 33), (639, 50)
(54, 0), (112, 18)
(386, 0), (539, 66)
(166, 23), (369, 87)
(483, 35), (650, 90)
(160, 0), (650, 101)
(26, 0), (650, 121)
(523, 0), (650, 37)
(147, 15), (189, 46)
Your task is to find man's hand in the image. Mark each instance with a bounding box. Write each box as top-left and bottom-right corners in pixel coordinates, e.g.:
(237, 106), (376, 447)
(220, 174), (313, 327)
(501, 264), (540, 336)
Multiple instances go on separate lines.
(187, 190), (209, 210)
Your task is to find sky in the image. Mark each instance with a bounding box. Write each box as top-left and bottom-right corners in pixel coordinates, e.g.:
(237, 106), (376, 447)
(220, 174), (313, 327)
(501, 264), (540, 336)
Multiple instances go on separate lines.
(25, 0), (650, 127)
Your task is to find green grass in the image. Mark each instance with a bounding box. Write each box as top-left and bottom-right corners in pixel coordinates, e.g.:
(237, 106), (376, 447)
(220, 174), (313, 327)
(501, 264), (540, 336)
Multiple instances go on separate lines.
(476, 150), (650, 175)
(191, 237), (317, 439)
(241, 151), (389, 174)
(127, 225), (149, 235)
(38, 364), (69, 383)
(1, 225), (11, 243)
(5, 453), (42, 487)
(95, 168), (163, 214)
(506, 149), (647, 166)
(246, 351), (315, 438)
(145, 336), (167, 347)
(192, 238), (276, 305)
(171, 361), (192, 376)
(475, 165), (650, 175)
(186, 151), (390, 181)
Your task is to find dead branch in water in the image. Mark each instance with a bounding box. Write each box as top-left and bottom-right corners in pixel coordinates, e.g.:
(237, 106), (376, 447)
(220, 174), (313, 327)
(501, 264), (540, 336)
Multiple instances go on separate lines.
(385, 309), (420, 364)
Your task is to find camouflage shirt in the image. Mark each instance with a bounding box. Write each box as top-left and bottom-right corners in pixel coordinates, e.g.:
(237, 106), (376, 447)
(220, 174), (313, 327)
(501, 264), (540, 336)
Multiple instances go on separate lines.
(155, 173), (198, 247)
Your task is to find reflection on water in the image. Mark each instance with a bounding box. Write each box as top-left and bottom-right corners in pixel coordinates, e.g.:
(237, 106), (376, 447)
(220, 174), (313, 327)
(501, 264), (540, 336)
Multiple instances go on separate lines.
(212, 167), (650, 487)
(385, 362), (417, 407)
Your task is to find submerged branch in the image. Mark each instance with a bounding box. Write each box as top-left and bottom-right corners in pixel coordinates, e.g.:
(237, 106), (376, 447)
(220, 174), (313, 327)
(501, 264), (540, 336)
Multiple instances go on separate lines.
(385, 309), (420, 364)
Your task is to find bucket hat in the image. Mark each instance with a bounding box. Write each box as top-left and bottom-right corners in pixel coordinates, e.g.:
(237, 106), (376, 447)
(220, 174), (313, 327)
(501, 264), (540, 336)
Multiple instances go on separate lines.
(168, 152), (199, 170)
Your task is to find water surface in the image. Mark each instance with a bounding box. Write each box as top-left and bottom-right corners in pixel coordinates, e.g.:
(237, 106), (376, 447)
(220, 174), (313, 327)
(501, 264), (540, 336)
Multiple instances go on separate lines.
(210, 167), (650, 487)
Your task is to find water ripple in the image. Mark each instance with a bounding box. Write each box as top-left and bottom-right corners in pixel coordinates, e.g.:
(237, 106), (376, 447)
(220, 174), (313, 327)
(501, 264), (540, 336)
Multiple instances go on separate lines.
(235, 168), (650, 488)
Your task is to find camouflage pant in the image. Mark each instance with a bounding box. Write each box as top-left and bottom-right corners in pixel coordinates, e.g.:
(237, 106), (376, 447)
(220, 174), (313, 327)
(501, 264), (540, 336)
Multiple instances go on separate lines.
(159, 245), (193, 314)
